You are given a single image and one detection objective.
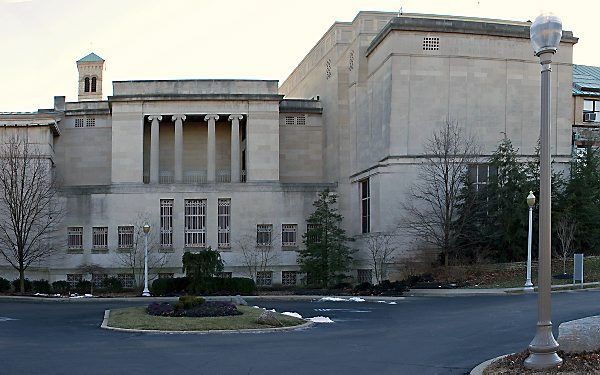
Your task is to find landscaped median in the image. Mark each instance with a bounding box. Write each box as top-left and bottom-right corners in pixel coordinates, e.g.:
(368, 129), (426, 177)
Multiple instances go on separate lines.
(102, 296), (312, 334)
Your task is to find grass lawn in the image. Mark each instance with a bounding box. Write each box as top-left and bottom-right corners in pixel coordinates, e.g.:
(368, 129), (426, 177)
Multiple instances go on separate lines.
(107, 305), (306, 331)
(428, 256), (600, 289)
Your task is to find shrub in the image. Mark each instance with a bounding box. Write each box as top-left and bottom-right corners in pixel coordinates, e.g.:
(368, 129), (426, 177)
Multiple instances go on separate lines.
(52, 281), (70, 295)
(0, 277), (10, 292)
(12, 278), (32, 293)
(177, 295), (205, 309)
(32, 279), (51, 294)
(179, 301), (241, 317)
(74, 280), (92, 294)
(151, 277), (189, 296)
(146, 302), (175, 317)
(353, 280), (408, 296)
(103, 277), (123, 293)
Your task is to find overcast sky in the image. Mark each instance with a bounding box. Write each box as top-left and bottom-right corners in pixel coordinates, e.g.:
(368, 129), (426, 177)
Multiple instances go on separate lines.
(1, 0), (598, 112)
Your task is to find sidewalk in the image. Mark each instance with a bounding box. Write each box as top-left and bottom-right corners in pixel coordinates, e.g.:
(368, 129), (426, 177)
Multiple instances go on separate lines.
(406, 281), (600, 297)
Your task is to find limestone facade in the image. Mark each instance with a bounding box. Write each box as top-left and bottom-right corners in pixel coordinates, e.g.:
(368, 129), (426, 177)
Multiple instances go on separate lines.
(0, 11), (587, 286)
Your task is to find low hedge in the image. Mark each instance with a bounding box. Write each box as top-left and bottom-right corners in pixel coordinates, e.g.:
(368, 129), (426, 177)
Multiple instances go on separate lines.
(32, 279), (51, 294)
(52, 280), (70, 295)
(0, 277), (10, 292)
(151, 276), (255, 296)
(12, 278), (32, 293)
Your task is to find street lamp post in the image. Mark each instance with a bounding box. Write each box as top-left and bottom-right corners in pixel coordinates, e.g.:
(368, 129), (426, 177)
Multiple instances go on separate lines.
(142, 224), (151, 297)
(525, 191), (536, 290)
(525, 13), (563, 369)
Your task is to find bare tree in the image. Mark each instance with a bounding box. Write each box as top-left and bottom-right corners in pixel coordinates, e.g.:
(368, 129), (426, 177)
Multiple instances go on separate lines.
(77, 263), (106, 295)
(402, 120), (480, 266)
(114, 213), (171, 289)
(236, 228), (280, 282)
(0, 135), (63, 293)
(555, 215), (576, 274)
(364, 232), (399, 284)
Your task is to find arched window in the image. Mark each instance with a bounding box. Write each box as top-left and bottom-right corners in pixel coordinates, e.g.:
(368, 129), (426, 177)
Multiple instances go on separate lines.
(84, 77), (90, 92)
(91, 77), (97, 92)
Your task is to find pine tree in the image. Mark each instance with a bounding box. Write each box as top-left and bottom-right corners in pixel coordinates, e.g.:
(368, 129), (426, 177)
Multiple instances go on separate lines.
(299, 189), (353, 287)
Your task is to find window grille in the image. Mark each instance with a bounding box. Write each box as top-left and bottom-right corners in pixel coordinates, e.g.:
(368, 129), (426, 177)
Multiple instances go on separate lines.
(357, 269), (373, 284)
(74, 118), (84, 128)
(158, 273), (174, 279)
(84, 77), (90, 92)
(85, 118), (96, 127)
(349, 50), (355, 71)
(256, 224), (273, 247)
(282, 271), (297, 286)
(218, 272), (233, 279)
(67, 274), (83, 288)
(285, 116), (295, 125)
(306, 224), (322, 244)
(185, 199), (206, 247)
(256, 271), (273, 286)
(67, 227), (83, 250)
(360, 179), (371, 233)
(91, 77), (97, 92)
(118, 226), (134, 249)
(92, 227), (108, 250)
(422, 36), (440, 51)
(117, 274), (135, 289)
(282, 224), (297, 247)
(325, 59), (332, 79)
(92, 274), (108, 288)
(218, 199), (231, 249)
(296, 115), (306, 125)
(160, 199), (174, 249)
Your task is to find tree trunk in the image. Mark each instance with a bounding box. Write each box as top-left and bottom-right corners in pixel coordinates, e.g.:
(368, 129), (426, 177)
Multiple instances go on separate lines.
(19, 267), (25, 294)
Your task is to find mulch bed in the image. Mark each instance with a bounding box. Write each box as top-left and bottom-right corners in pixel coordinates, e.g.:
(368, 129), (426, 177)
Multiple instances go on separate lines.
(484, 350), (600, 374)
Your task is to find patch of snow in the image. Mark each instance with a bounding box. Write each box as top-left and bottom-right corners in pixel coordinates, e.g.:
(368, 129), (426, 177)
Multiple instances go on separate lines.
(376, 300), (387, 303)
(84, 294), (93, 298)
(348, 297), (365, 302)
(281, 312), (303, 319)
(252, 306), (261, 309)
(266, 308), (276, 312)
(319, 297), (347, 302)
(307, 316), (334, 323)
(0, 317), (17, 322)
(388, 302), (397, 305)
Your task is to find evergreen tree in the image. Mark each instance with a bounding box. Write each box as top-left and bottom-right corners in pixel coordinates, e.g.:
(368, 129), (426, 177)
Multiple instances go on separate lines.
(562, 146), (600, 254)
(299, 189), (353, 287)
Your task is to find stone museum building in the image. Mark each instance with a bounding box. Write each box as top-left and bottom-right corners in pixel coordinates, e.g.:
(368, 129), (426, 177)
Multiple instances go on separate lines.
(0, 11), (592, 287)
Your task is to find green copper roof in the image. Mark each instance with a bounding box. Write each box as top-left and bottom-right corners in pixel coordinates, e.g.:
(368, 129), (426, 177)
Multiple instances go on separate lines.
(77, 52), (104, 63)
(573, 64), (600, 97)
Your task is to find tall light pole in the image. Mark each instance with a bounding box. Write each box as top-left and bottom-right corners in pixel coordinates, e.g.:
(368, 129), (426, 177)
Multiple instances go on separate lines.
(142, 224), (151, 297)
(525, 13), (563, 369)
(525, 191), (536, 290)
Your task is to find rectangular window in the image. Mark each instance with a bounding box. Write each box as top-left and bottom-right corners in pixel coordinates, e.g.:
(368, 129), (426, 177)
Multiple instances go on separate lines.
(117, 226), (134, 249)
(282, 271), (297, 286)
(307, 224), (322, 244)
(360, 178), (370, 234)
(468, 164), (498, 191)
(67, 227), (83, 250)
(357, 269), (373, 284)
(74, 118), (84, 128)
(184, 199), (206, 247)
(256, 271), (273, 286)
(92, 274), (108, 289)
(583, 99), (600, 122)
(160, 199), (173, 249)
(218, 272), (233, 279)
(85, 118), (96, 127)
(117, 274), (135, 289)
(296, 115), (306, 125)
(66, 274), (83, 288)
(282, 224), (297, 247)
(285, 116), (295, 125)
(158, 273), (174, 279)
(256, 224), (273, 247)
(218, 199), (231, 249)
(92, 227), (108, 251)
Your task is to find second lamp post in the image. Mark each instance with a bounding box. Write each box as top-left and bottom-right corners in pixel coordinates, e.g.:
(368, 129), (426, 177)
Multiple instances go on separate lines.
(525, 191), (535, 290)
(142, 224), (151, 297)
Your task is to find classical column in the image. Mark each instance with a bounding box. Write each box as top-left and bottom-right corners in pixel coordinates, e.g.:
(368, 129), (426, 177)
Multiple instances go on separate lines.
(148, 115), (162, 184)
(172, 115), (186, 183)
(228, 114), (243, 182)
(204, 114), (219, 182)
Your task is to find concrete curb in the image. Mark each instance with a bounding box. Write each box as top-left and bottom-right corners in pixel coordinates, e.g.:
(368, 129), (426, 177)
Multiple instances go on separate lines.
(470, 353), (512, 375)
(100, 309), (315, 334)
(0, 295), (407, 302)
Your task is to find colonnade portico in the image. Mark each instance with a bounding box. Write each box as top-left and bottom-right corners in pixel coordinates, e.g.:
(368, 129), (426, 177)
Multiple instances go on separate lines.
(146, 113), (245, 184)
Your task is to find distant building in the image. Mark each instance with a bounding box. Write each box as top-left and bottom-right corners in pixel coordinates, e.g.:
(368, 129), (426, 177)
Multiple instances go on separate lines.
(0, 12), (587, 286)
